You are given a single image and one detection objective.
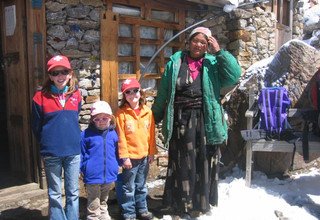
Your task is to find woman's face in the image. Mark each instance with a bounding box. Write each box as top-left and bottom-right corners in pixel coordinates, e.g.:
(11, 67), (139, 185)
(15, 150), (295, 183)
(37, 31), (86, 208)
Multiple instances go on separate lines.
(189, 33), (208, 59)
(49, 66), (72, 90)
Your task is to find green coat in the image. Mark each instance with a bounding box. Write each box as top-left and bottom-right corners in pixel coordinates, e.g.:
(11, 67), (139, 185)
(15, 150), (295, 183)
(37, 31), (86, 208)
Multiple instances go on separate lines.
(152, 49), (241, 146)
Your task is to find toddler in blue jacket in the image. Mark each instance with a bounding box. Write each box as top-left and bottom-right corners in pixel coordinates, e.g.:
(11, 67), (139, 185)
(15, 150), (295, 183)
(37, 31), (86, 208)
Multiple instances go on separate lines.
(80, 100), (120, 220)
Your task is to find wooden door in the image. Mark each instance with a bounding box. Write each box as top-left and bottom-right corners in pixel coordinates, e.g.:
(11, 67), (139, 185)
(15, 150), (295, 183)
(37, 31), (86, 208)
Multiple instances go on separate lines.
(0, 0), (32, 182)
(273, 0), (293, 51)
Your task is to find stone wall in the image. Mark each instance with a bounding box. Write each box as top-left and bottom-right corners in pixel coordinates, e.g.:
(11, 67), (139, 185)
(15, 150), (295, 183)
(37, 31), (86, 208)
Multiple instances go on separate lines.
(46, 0), (105, 130)
(303, 2), (320, 49)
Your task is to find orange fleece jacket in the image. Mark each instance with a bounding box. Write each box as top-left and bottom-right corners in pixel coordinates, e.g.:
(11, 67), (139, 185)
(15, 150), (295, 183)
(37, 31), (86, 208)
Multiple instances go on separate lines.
(115, 103), (157, 159)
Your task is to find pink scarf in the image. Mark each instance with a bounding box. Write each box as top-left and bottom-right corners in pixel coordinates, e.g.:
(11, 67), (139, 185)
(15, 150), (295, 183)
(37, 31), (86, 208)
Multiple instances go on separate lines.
(187, 56), (203, 80)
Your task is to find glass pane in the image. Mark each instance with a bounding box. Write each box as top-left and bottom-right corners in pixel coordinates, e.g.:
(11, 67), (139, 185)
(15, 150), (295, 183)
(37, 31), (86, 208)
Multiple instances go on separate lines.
(118, 44), (133, 56)
(119, 24), (132, 38)
(140, 79), (156, 90)
(164, 47), (173, 58)
(119, 62), (133, 74)
(140, 45), (157, 57)
(141, 62), (157, 74)
(151, 10), (174, 22)
(164, 29), (173, 41)
(140, 26), (157, 39)
(112, 4), (141, 17)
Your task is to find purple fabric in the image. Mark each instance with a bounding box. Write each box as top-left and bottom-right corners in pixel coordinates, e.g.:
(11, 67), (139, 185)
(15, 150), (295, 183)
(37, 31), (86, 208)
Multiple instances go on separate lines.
(258, 87), (291, 135)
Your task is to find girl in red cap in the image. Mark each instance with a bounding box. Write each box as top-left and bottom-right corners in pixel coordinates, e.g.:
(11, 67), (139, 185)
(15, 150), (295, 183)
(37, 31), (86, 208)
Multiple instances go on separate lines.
(115, 78), (157, 220)
(31, 55), (82, 220)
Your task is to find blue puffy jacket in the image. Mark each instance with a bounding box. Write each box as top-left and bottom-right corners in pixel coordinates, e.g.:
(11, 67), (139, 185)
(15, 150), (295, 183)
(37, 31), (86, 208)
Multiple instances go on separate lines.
(80, 124), (119, 184)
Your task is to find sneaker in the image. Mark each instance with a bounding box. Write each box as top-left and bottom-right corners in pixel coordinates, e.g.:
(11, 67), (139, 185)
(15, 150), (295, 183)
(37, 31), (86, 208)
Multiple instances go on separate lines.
(138, 211), (153, 220)
(179, 212), (191, 220)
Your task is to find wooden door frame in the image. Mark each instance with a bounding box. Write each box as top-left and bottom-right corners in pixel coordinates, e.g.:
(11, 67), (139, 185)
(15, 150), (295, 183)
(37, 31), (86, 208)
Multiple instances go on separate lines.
(26, 0), (46, 188)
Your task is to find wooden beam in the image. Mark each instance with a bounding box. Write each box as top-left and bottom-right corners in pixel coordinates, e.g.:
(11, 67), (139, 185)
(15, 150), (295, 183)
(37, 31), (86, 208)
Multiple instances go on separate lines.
(26, 0), (46, 188)
(101, 11), (119, 112)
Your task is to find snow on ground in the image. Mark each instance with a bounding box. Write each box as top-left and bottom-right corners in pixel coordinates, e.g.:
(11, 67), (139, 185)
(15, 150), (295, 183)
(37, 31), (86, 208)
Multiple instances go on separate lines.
(147, 167), (320, 220)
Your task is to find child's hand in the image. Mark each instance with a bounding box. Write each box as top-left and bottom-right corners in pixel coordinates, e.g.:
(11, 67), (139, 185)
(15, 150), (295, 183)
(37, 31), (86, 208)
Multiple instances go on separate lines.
(123, 158), (132, 169)
(148, 155), (155, 164)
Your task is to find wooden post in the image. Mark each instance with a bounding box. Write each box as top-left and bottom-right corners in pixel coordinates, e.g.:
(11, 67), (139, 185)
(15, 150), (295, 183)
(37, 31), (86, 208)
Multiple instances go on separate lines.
(245, 90), (255, 187)
(100, 11), (119, 112)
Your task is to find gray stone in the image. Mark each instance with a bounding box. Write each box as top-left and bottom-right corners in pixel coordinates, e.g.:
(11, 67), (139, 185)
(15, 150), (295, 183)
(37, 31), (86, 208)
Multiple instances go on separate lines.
(61, 49), (91, 58)
(46, 11), (67, 24)
(88, 89), (100, 96)
(66, 37), (78, 49)
(79, 78), (93, 89)
(83, 30), (100, 43)
(46, 1), (67, 12)
(79, 43), (93, 52)
(80, 0), (103, 7)
(89, 9), (101, 21)
(47, 25), (69, 41)
(66, 5), (91, 19)
(48, 40), (66, 50)
(67, 19), (99, 30)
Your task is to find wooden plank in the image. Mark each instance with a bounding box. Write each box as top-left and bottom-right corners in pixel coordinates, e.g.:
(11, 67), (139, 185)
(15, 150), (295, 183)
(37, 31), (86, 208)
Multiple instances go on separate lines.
(120, 16), (181, 29)
(26, 0), (46, 187)
(245, 117), (253, 187)
(1, 0), (33, 182)
(245, 89), (256, 187)
(101, 11), (119, 112)
(252, 136), (320, 153)
(108, 0), (197, 12)
(133, 24), (141, 79)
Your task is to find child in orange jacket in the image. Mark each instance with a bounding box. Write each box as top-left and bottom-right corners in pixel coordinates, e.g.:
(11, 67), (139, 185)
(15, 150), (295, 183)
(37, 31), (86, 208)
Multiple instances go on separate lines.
(115, 78), (157, 220)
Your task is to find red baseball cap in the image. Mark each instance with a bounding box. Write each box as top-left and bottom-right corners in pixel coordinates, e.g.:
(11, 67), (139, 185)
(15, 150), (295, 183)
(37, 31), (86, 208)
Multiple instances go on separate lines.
(121, 78), (141, 93)
(47, 55), (71, 72)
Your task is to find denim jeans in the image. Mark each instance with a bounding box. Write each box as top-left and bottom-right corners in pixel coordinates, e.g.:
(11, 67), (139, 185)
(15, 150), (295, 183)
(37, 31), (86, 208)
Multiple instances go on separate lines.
(120, 157), (149, 219)
(43, 154), (80, 220)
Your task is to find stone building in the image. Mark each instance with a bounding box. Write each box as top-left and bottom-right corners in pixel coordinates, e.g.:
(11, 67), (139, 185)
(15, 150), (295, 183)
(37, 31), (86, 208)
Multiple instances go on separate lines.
(0, 0), (306, 190)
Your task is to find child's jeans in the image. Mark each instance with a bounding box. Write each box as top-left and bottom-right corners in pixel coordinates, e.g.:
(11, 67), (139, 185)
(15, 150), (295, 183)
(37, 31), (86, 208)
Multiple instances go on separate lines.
(120, 157), (149, 219)
(86, 183), (113, 220)
(43, 154), (80, 220)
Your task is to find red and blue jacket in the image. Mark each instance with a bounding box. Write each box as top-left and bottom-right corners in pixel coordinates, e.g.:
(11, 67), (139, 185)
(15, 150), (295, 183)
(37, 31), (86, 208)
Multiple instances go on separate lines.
(31, 89), (82, 157)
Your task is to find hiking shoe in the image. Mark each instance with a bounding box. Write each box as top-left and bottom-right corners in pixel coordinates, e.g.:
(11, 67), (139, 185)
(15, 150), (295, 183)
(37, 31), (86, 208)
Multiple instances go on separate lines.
(138, 211), (153, 220)
(179, 212), (191, 220)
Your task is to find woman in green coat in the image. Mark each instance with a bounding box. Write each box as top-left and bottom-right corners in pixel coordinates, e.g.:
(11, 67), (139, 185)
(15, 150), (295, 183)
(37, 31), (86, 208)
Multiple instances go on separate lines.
(152, 27), (241, 219)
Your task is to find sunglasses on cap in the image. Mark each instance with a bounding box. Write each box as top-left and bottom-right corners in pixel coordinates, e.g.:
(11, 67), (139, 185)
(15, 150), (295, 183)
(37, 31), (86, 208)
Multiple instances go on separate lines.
(49, 69), (70, 76)
(93, 117), (110, 123)
(125, 88), (140, 95)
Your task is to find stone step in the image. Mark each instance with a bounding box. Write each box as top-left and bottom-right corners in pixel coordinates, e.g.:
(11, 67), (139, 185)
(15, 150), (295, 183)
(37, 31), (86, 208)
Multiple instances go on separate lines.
(0, 183), (48, 219)
(0, 182), (40, 198)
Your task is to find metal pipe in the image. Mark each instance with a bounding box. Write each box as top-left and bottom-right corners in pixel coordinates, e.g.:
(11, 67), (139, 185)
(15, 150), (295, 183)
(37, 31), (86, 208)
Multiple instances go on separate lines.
(141, 16), (218, 78)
